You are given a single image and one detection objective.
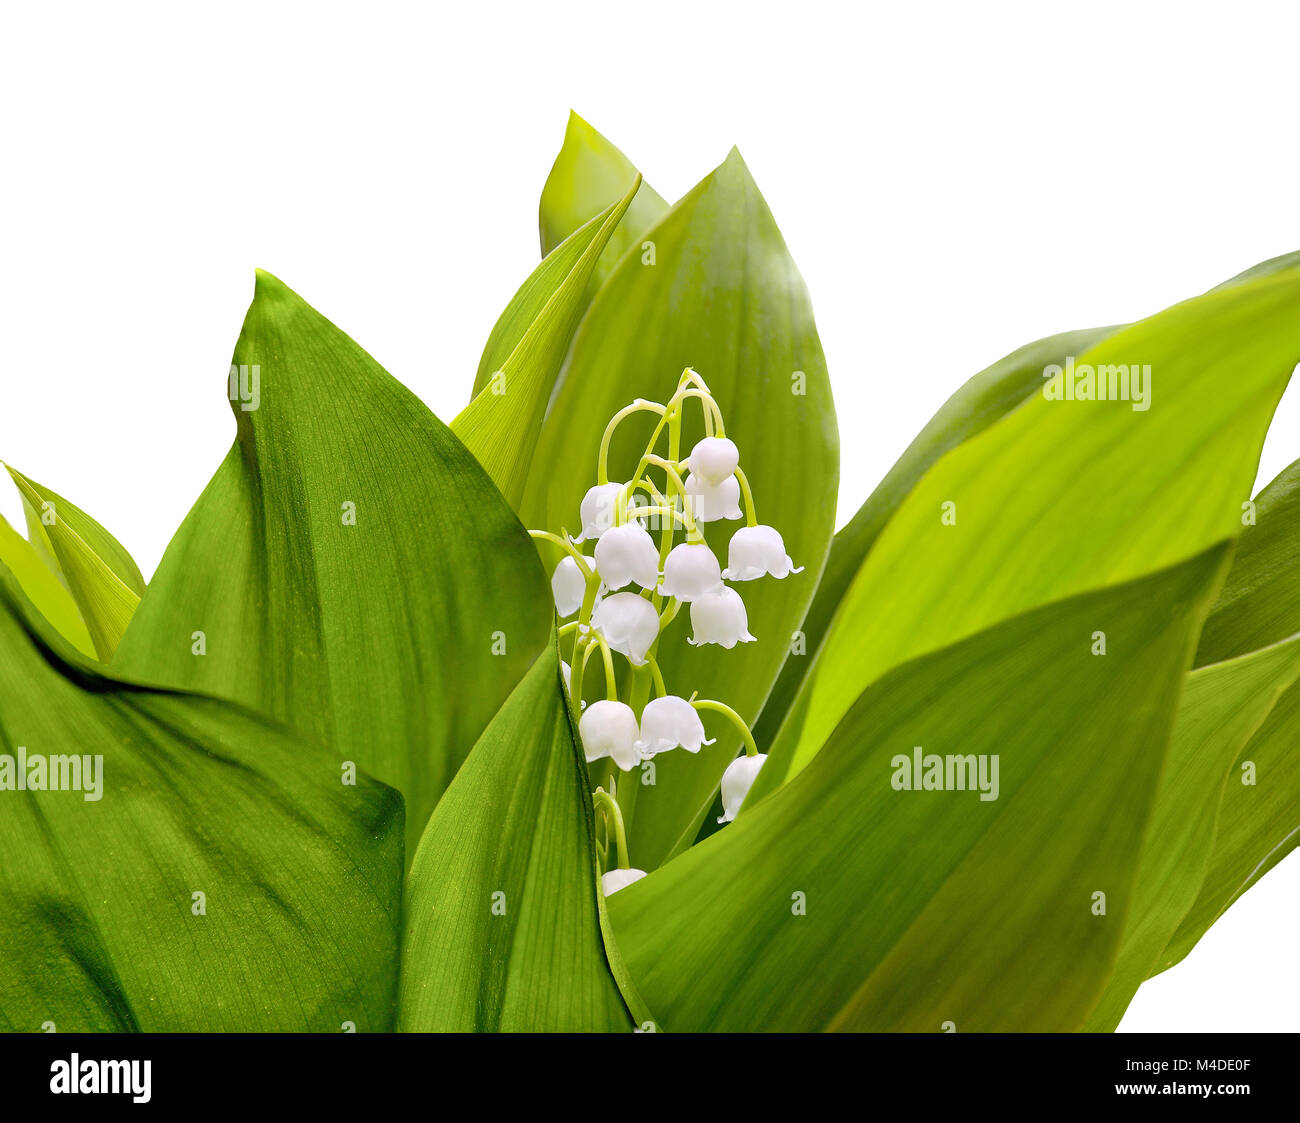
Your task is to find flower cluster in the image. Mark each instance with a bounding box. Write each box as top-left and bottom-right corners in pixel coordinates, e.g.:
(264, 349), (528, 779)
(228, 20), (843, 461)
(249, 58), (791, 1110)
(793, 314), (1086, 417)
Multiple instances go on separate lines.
(528, 368), (802, 896)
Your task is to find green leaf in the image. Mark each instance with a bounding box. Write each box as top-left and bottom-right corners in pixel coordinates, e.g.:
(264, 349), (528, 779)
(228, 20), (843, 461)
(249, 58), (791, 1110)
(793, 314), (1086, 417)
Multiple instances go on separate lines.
(398, 637), (631, 1031)
(113, 271), (552, 858)
(0, 513), (95, 657)
(520, 149), (838, 870)
(539, 110), (669, 285)
(770, 264), (1300, 788)
(5, 466), (143, 660)
(752, 324), (1120, 755)
(608, 546), (1229, 1031)
(454, 178), (639, 506)
(1152, 459), (1300, 970)
(0, 564), (403, 1031)
(1083, 635), (1300, 1030)
(471, 207), (619, 399)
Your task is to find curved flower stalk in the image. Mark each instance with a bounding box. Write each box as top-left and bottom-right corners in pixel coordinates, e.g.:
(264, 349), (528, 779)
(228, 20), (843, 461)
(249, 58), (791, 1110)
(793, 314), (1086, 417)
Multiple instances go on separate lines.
(528, 368), (803, 885)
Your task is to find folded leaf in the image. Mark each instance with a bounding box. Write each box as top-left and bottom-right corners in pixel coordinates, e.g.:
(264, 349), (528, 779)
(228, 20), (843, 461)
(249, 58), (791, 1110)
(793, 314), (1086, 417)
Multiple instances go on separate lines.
(771, 264), (1300, 788)
(539, 110), (669, 285)
(1154, 458), (1300, 970)
(752, 324), (1120, 758)
(471, 206), (622, 399)
(520, 149), (838, 870)
(113, 271), (552, 857)
(398, 638), (631, 1031)
(454, 179), (638, 505)
(609, 546), (1229, 1031)
(0, 514), (95, 657)
(6, 466), (143, 660)
(0, 564), (403, 1031)
(1083, 634), (1300, 1030)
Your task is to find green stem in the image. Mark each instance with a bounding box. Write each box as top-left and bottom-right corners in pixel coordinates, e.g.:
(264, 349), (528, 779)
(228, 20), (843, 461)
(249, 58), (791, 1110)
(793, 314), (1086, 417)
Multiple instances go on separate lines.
(678, 388), (723, 436)
(644, 655), (667, 697)
(528, 529), (595, 577)
(692, 698), (759, 756)
(592, 789), (631, 870)
(733, 467), (758, 528)
(644, 454), (703, 541)
(598, 401), (667, 485)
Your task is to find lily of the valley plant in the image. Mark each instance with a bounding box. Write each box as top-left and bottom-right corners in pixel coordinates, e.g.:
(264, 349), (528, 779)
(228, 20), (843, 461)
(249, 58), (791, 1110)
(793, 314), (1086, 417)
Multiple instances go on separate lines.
(2, 112), (1300, 1033)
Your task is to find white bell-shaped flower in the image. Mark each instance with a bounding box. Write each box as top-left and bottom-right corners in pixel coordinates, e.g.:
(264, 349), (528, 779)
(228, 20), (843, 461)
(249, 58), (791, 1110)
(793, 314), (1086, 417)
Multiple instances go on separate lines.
(579, 699), (642, 771)
(718, 753), (767, 822)
(561, 660), (572, 695)
(658, 542), (724, 601)
(593, 522), (660, 591)
(592, 592), (660, 665)
(723, 525), (804, 581)
(551, 556), (587, 616)
(636, 695), (714, 756)
(575, 481), (625, 541)
(685, 471), (743, 522)
(601, 867), (647, 895)
(688, 587), (756, 649)
(683, 436), (739, 487)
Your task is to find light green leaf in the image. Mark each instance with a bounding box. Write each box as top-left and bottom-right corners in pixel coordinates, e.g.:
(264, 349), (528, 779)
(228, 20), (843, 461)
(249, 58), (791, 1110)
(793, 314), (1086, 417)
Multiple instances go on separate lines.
(113, 271), (552, 858)
(608, 546), (1228, 1031)
(773, 264), (1300, 787)
(521, 149), (838, 870)
(5, 466), (143, 660)
(0, 513), (95, 657)
(398, 637), (630, 1031)
(539, 110), (669, 285)
(1153, 458), (1300, 970)
(454, 178), (638, 505)
(1083, 634), (1300, 1030)
(471, 207), (619, 400)
(0, 564), (403, 1032)
(752, 324), (1120, 756)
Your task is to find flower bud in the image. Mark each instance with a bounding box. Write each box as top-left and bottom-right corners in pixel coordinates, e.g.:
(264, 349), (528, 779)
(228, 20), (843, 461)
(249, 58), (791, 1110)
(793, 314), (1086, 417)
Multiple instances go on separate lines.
(683, 436), (739, 487)
(579, 699), (642, 771)
(594, 522), (660, 591)
(601, 867), (647, 895)
(718, 753), (767, 822)
(592, 592), (660, 665)
(688, 587), (755, 649)
(636, 695), (713, 756)
(684, 471), (742, 522)
(658, 542), (724, 601)
(575, 481), (625, 541)
(551, 556), (587, 616)
(723, 524), (803, 581)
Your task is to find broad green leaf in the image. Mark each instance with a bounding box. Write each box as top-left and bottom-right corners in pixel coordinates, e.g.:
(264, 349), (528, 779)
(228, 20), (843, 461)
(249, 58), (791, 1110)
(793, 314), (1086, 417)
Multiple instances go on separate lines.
(5, 466), (143, 660)
(1153, 459), (1300, 970)
(398, 638), (630, 1031)
(521, 149), (838, 870)
(608, 546), (1229, 1032)
(0, 513), (95, 657)
(772, 265), (1300, 787)
(113, 271), (552, 858)
(539, 110), (669, 285)
(752, 324), (1120, 756)
(0, 563), (403, 1032)
(454, 178), (638, 505)
(1083, 635), (1300, 1031)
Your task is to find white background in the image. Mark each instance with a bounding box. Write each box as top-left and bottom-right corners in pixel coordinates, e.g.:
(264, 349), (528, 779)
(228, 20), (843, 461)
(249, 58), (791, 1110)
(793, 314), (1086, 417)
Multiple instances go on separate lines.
(1, 1), (1296, 1031)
